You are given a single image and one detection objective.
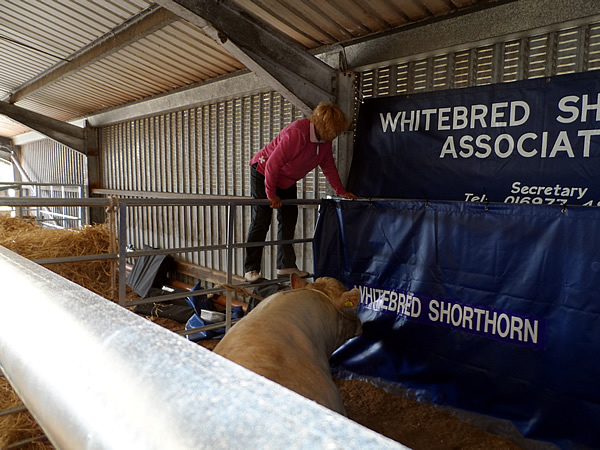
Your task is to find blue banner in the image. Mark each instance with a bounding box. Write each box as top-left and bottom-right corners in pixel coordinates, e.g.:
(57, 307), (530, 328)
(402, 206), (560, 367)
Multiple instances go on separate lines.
(314, 199), (600, 449)
(347, 71), (600, 207)
(358, 283), (546, 349)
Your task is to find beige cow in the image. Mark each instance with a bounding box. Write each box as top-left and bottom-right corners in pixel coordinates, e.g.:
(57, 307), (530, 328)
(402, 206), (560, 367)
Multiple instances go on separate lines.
(213, 273), (362, 415)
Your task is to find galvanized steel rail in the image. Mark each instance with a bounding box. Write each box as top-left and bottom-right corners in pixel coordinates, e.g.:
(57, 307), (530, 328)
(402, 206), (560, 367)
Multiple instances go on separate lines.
(0, 181), (88, 227)
(0, 246), (404, 449)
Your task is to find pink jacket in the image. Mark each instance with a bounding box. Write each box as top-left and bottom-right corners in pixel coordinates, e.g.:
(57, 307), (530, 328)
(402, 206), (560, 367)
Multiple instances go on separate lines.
(250, 118), (348, 199)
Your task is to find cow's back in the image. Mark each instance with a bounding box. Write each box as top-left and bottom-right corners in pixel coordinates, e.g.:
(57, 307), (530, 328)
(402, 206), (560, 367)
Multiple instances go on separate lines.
(213, 287), (359, 415)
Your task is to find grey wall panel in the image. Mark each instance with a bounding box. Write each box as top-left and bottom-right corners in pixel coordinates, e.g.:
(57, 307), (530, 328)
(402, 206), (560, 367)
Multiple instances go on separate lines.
(20, 139), (87, 186)
(16, 139), (88, 228)
(359, 22), (600, 99)
(101, 91), (319, 281)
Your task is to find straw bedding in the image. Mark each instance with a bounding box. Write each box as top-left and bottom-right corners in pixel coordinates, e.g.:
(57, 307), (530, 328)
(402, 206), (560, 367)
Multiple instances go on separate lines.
(0, 377), (53, 449)
(0, 215), (118, 301)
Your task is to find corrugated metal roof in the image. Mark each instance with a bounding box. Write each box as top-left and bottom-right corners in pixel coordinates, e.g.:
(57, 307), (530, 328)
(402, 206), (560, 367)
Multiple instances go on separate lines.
(0, 114), (29, 136)
(237, 0), (451, 45)
(0, 0), (489, 139)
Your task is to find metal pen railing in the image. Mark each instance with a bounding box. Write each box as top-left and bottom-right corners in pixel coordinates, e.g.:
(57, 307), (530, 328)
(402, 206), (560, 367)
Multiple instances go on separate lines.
(116, 196), (320, 334)
(0, 181), (88, 228)
(0, 195), (321, 337)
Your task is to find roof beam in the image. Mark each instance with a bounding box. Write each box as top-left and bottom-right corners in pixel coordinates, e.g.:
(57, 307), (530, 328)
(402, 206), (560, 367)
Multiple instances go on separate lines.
(0, 101), (92, 154)
(8, 6), (178, 104)
(156, 0), (337, 114)
(0, 102), (101, 208)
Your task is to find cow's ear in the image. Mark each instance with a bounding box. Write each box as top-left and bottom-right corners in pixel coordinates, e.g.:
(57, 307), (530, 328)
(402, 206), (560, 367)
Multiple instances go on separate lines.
(341, 288), (360, 308)
(290, 273), (309, 289)
(338, 289), (362, 336)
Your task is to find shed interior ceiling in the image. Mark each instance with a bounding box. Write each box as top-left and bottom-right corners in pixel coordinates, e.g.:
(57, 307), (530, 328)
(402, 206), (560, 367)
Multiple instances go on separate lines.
(0, 0), (493, 139)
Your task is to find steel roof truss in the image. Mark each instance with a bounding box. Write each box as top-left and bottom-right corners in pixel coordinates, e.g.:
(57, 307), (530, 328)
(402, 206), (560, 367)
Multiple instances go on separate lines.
(156, 0), (338, 114)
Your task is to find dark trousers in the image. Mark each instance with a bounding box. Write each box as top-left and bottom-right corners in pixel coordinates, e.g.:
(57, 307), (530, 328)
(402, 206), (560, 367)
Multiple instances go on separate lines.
(244, 164), (298, 273)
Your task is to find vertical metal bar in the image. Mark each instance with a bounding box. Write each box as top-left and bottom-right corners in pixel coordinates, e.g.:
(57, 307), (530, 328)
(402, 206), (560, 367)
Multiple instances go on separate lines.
(78, 185), (83, 226)
(578, 24), (590, 72)
(546, 31), (558, 77)
(118, 202), (128, 305)
(447, 52), (456, 89)
(389, 63), (398, 96)
(519, 37), (529, 81)
(225, 202), (235, 332)
(49, 185), (54, 227)
(469, 48), (477, 87)
(492, 42), (505, 84)
(425, 56), (434, 91)
(406, 61), (415, 93)
(78, 185), (86, 225)
(61, 185), (65, 228)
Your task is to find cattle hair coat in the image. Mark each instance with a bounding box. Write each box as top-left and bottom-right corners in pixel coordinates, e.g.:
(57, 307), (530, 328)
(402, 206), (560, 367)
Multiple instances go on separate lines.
(213, 274), (362, 415)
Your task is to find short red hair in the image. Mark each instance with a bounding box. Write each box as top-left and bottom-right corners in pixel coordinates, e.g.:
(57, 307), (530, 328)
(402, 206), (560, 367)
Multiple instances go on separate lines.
(309, 102), (349, 141)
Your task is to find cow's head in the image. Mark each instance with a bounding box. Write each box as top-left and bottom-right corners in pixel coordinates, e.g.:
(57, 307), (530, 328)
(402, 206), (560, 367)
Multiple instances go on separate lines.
(290, 273), (362, 337)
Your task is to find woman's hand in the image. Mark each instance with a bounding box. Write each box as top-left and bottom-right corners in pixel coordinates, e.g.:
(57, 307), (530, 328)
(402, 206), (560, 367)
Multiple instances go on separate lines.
(268, 195), (282, 209)
(342, 192), (357, 200)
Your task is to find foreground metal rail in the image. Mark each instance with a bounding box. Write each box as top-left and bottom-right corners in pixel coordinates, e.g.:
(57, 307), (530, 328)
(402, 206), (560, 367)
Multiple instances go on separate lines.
(0, 247), (403, 449)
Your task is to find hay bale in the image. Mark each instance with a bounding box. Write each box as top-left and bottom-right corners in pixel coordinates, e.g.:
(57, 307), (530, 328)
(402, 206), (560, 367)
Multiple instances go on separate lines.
(0, 216), (118, 301)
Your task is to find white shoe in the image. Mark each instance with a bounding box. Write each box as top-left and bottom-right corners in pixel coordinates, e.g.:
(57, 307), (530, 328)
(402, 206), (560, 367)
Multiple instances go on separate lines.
(244, 270), (262, 282)
(277, 268), (309, 278)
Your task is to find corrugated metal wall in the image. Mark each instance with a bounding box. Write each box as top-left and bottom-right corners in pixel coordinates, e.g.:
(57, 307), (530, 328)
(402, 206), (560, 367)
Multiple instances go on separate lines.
(359, 22), (600, 99)
(16, 139), (88, 228)
(19, 139), (87, 185)
(100, 91), (322, 281)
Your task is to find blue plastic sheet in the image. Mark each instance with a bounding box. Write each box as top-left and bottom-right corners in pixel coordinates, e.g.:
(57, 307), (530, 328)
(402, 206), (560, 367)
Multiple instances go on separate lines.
(185, 282), (243, 341)
(314, 199), (600, 448)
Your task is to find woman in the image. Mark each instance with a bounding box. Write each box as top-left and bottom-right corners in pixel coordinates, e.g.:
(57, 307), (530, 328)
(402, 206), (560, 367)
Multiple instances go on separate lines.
(244, 101), (356, 282)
